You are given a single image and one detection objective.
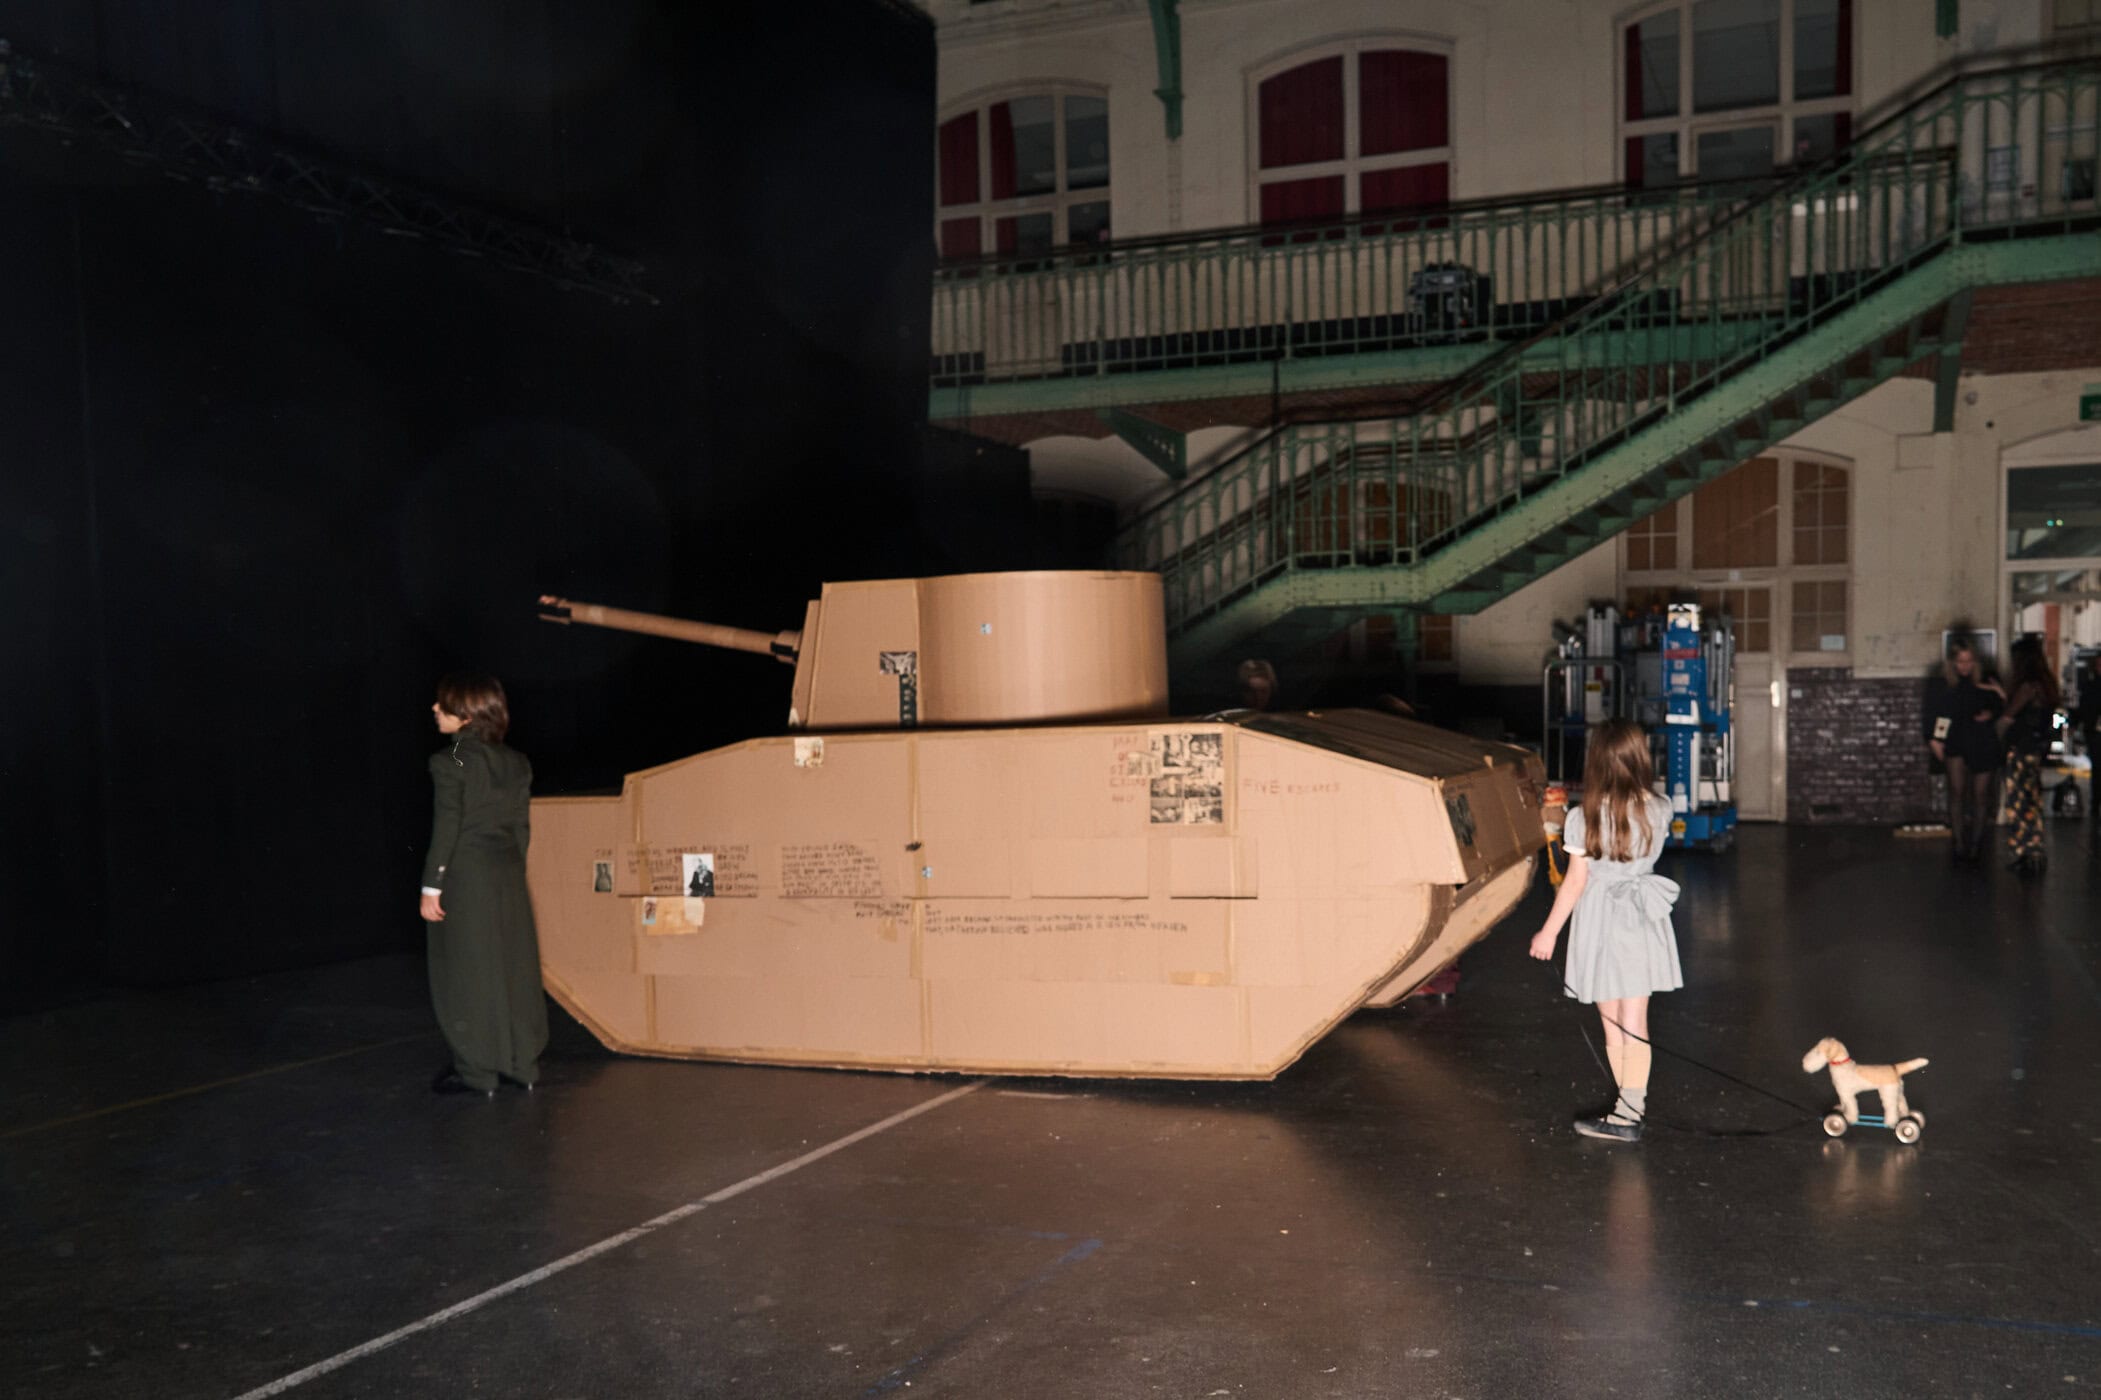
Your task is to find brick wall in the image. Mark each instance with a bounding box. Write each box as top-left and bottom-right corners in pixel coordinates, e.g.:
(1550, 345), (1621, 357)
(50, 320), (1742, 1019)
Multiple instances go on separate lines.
(1961, 278), (2101, 375)
(1784, 667), (1940, 824)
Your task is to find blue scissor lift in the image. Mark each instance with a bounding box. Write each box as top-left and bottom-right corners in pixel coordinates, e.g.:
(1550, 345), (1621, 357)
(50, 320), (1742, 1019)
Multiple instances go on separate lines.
(1656, 603), (1737, 850)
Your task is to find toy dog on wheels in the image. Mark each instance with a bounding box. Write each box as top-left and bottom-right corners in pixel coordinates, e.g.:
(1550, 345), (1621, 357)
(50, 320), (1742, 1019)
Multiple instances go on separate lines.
(1802, 1037), (1928, 1143)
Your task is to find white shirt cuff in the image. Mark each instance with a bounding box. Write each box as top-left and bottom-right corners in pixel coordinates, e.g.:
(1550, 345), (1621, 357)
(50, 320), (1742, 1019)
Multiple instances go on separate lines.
(421, 886), (442, 896)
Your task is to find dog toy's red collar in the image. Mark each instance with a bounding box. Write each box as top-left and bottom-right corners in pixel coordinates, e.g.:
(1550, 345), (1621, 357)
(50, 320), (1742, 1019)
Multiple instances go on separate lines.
(1829, 1054), (1851, 1065)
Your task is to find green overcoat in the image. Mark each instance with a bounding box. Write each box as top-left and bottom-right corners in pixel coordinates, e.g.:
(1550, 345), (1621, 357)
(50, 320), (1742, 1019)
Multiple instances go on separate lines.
(422, 733), (548, 1089)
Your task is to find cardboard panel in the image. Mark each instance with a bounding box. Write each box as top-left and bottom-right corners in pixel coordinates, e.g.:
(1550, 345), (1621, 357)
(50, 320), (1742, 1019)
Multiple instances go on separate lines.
(1028, 837), (1149, 897)
(1236, 733), (1461, 892)
(920, 897), (1229, 985)
(914, 840), (1014, 898)
(1238, 709), (1530, 780)
(544, 966), (652, 1051)
(1024, 729), (1157, 836)
(636, 899), (913, 981)
(1231, 891), (1430, 989)
(805, 577), (921, 728)
(1246, 984), (1347, 1074)
(914, 732), (1015, 844)
(786, 599), (821, 728)
(528, 796), (656, 1048)
(928, 980), (1244, 1072)
(1361, 856), (1536, 1007)
(1167, 836), (1260, 898)
(636, 736), (912, 900)
(918, 571), (1168, 725)
(528, 796), (638, 977)
(650, 975), (924, 1062)
(1436, 766), (1541, 884)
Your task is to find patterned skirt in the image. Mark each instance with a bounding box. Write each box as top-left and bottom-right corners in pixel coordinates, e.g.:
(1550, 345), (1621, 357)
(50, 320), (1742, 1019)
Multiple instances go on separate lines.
(2005, 751), (2045, 863)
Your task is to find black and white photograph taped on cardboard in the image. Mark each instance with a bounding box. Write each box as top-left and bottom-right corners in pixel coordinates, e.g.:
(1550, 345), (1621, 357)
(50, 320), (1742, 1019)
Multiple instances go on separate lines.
(683, 852), (716, 898)
(1149, 730), (1225, 825)
(592, 860), (613, 893)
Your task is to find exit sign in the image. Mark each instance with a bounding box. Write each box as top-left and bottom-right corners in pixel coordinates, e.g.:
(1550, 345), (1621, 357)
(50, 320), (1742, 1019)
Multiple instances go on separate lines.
(2084, 383), (2101, 423)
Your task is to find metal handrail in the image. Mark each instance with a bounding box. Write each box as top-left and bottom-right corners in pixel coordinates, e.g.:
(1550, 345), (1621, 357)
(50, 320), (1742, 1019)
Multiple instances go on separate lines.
(930, 170), (1769, 388)
(932, 170), (1781, 274)
(1114, 53), (2101, 633)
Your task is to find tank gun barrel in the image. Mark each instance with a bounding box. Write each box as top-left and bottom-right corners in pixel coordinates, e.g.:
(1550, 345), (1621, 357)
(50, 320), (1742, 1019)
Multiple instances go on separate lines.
(537, 595), (800, 664)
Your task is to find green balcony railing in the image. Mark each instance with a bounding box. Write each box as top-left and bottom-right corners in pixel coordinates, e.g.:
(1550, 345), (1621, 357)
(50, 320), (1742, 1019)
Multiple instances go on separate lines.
(929, 176), (1772, 388)
(1114, 55), (2101, 636)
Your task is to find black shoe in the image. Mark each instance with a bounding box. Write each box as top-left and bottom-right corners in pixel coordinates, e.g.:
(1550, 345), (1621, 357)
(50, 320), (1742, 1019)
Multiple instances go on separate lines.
(498, 1073), (538, 1093)
(1573, 1114), (1643, 1143)
(432, 1069), (493, 1098)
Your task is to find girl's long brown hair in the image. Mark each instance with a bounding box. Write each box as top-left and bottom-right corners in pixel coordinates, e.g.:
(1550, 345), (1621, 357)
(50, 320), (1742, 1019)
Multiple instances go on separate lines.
(2009, 635), (2061, 710)
(1580, 719), (1656, 862)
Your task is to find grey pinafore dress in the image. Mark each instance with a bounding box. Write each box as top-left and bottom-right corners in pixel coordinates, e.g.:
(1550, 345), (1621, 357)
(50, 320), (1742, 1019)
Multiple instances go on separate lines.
(1561, 793), (1683, 1004)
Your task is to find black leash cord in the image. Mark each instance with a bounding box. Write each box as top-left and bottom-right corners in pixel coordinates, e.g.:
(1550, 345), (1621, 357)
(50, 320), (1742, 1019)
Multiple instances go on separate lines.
(1562, 982), (1827, 1139)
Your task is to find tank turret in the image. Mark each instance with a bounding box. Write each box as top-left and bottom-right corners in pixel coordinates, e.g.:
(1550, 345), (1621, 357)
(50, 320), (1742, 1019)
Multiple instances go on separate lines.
(529, 569), (1545, 1080)
(540, 570), (1169, 729)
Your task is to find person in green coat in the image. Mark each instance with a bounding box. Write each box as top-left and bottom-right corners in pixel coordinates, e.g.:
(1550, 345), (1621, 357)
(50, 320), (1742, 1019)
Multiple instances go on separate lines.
(419, 673), (548, 1096)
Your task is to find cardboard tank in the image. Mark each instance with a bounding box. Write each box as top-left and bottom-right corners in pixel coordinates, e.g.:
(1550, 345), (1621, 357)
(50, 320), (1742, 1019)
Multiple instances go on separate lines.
(530, 571), (1548, 1080)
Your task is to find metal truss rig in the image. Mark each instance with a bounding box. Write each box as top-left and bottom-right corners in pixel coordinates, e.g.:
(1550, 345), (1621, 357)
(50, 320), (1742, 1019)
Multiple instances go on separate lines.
(0, 43), (656, 305)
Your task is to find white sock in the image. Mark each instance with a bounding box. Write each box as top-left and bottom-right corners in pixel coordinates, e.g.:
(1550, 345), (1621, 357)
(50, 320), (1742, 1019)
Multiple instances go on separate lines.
(1611, 1041), (1651, 1123)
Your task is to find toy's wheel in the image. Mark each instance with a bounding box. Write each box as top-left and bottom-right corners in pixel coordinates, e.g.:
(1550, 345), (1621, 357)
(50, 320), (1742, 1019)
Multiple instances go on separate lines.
(1822, 1112), (1849, 1137)
(1894, 1116), (1922, 1144)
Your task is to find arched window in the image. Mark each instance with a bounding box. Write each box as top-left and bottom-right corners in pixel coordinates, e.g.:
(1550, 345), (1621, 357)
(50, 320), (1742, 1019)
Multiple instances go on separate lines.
(1620, 0), (1853, 190)
(1621, 453), (1851, 658)
(1251, 43), (1451, 227)
(936, 89), (1109, 259)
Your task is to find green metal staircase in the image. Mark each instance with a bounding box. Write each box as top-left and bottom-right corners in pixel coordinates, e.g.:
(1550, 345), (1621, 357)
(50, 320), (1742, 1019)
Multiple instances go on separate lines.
(1112, 56), (2101, 668)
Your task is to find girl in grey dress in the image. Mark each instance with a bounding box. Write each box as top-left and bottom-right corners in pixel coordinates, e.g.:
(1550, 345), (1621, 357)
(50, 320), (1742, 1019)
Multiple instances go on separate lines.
(1528, 719), (1682, 1142)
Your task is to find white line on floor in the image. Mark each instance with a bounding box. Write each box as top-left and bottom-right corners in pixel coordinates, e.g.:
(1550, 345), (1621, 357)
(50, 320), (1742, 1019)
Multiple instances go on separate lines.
(1, 1032), (440, 1141)
(229, 1079), (985, 1400)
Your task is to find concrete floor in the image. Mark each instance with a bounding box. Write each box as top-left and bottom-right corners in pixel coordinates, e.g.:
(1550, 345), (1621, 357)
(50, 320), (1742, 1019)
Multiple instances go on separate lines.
(4, 823), (2099, 1400)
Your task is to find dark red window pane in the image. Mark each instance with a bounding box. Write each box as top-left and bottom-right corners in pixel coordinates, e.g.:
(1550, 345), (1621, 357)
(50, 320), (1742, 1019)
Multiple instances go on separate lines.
(939, 218), (981, 259)
(938, 113), (979, 207)
(1258, 57), (1345, 169)
(988, 101), (1017, 200)
(1360, 51), (1448, 157)
(1361, 162), (1449, 216)
(1259, 174), (1346, 227)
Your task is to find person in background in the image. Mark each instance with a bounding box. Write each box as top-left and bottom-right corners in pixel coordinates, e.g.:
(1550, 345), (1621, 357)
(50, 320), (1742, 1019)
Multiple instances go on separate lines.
(1997, 636), (2061, 875)
(1925, 635), (2004, 865)
(420, 673), (548, 1097)
(2073, 654), (2101, 831)
(1235, 658), (1278, 711)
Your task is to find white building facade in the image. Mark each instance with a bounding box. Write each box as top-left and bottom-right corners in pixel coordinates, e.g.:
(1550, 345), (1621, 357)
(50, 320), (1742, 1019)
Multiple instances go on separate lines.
(924, 0), (2101, 821)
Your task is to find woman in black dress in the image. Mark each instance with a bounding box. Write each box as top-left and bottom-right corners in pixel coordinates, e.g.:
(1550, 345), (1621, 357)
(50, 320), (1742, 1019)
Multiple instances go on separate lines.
(1925, 636), (2004, 864)
(420, 673), (548, 1095)
(1997, 636), (2060, 874)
